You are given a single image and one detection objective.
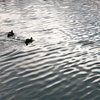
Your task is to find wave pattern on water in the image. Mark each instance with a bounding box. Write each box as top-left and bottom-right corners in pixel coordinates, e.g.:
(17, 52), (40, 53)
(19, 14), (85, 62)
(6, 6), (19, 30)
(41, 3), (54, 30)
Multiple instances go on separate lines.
(0, 0), (100, 100)
(0, 41), (100, 100)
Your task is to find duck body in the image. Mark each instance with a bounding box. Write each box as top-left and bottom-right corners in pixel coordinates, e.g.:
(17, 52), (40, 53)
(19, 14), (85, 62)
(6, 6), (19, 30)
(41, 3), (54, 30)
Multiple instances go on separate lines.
(7, 30), (14, 37)
(25, 37), (33, 45)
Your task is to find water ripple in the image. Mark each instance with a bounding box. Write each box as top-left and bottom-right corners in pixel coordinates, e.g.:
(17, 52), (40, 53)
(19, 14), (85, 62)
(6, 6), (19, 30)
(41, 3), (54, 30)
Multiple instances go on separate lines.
(0, 0), (100, 100)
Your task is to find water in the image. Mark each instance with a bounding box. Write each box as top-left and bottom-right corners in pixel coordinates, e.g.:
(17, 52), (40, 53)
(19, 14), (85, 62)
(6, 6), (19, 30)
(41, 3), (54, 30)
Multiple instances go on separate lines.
(0, 0), (100, 100)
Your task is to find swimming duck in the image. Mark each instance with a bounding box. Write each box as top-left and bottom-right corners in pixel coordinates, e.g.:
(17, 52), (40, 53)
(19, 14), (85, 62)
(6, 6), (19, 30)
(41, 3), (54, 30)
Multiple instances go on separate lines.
(7, 30), (14, 37)
(25, 37), (33, 45)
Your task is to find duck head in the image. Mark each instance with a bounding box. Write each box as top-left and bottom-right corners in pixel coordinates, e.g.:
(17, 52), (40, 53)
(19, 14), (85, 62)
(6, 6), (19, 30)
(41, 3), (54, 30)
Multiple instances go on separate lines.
(30, 37), (33, 42)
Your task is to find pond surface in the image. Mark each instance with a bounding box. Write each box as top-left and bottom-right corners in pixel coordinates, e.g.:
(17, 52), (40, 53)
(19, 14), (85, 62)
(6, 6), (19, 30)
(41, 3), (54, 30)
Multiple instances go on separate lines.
(0, 0), (100, 100)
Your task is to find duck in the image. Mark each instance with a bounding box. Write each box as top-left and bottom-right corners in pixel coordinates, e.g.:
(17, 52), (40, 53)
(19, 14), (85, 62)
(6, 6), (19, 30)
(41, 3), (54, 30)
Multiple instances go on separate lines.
(7, 30), (14, 37)
(25, 37), (33, 45)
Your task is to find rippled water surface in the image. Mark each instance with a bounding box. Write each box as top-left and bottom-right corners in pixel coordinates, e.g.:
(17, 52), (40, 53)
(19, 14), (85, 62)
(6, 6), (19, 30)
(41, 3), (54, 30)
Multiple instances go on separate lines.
(0, 0), (100, 100)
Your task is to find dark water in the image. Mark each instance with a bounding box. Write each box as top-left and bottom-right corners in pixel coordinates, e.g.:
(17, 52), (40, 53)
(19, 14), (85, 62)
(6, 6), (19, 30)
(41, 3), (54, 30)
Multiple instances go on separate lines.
(0, 0), (100, 100)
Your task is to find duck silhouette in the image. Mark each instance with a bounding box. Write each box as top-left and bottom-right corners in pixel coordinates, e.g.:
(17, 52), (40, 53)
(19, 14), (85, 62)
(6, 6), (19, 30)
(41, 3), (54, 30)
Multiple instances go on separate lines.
(25, 37), (33, 45)
(7, 30), (14, 37)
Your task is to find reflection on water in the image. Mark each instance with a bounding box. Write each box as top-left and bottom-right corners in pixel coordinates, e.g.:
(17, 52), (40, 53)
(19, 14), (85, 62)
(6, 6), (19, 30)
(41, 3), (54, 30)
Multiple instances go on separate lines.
(0, 0), (100, 100)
